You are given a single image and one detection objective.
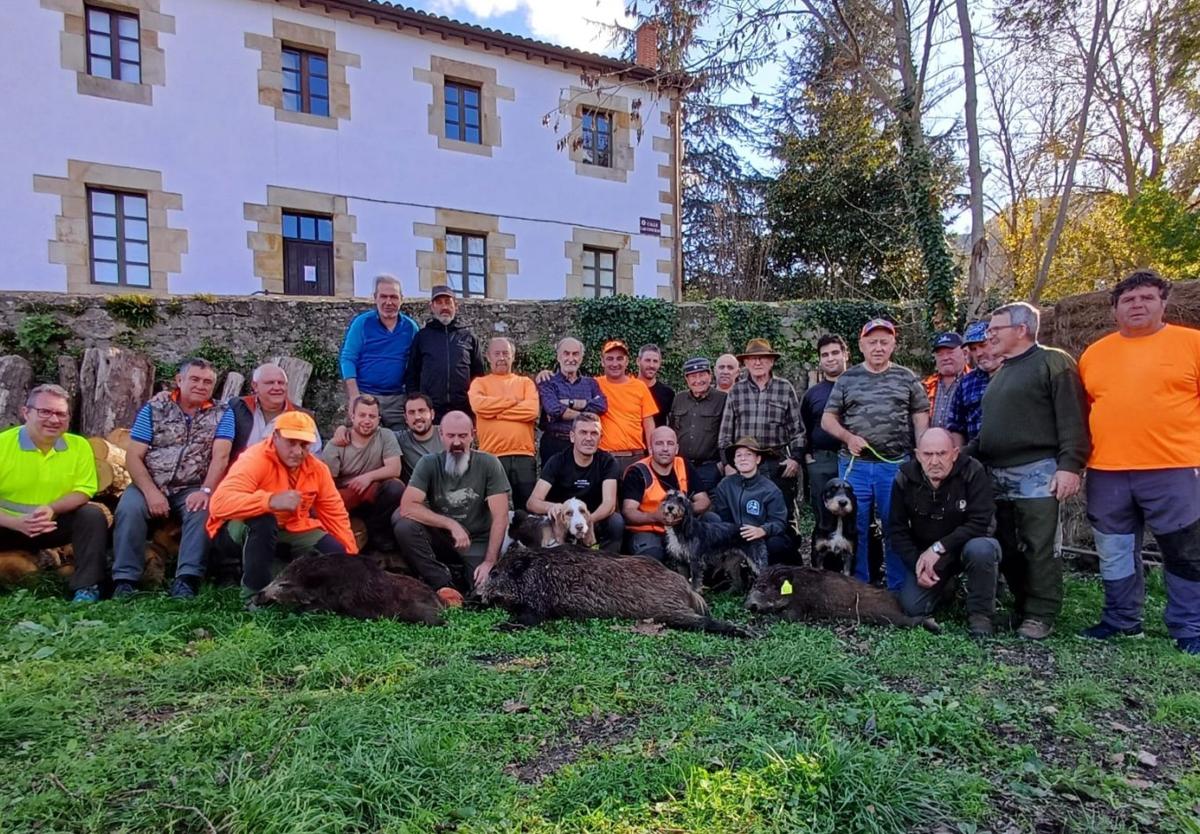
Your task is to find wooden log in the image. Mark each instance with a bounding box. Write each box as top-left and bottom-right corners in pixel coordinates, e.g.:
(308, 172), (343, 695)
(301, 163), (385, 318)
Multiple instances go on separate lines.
(0, 551), (39, 586)
(95, 460), (114, 493)
(89, 500), (113, 529)
(151, 519), (182, 557)
(57, 355), (80, 426)
(88, 436), (127, 469)
(78, 346), (154, 437)
(0, 355), (34, 430)
(142, 543), (167, 589)
(269, 356), (313, 406)
(219, 371), (245, 402)
(106, 427), (132, 451)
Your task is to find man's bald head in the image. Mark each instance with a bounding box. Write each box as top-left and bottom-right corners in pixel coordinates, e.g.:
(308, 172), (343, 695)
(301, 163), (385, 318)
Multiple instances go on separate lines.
(650, 425), (679, 467)
(715, 354), (740, 390)
(918, 427), (955, 452)
(441, 411), (473, 433)
(916, 427), (957, 483)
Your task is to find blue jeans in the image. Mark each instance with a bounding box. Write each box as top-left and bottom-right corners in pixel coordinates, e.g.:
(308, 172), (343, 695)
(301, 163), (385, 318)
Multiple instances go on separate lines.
(113, 485), (211, 582)
(839, 454), (906, 591)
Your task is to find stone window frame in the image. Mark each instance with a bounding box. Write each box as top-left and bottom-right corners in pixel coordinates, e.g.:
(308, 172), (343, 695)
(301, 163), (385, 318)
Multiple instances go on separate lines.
(42, 0), (172, 106)
(246, 18), (359, 130)
(565, 229), (637, 298)
(581, 245), (618, 298)
(413, 209), (518, 300)
(33, 159), (187, 296)
(559, 87), (638, 183)
(244, 187), (366, 297)
(414, 56), (514, 157)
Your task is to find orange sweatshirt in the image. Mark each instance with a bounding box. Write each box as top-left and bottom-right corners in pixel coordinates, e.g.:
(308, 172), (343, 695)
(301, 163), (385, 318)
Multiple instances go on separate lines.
(206, 437), (358, 554)
(468, 372), (539, 457)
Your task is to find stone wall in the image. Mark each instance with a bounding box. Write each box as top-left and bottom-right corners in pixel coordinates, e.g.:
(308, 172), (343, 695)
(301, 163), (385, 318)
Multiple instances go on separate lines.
(0, 292), (932, 432)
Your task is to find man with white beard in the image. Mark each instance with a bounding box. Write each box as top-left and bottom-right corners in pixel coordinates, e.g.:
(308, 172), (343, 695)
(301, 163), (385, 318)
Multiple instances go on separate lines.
(394, 411), (510, 604)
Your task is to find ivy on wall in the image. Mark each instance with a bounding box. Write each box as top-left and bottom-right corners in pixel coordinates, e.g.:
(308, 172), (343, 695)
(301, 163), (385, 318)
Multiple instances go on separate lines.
(574, 296), (676, 376)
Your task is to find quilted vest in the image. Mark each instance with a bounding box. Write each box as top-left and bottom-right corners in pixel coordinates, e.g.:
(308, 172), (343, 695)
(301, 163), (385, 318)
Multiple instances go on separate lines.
(143, 396), (225, 493)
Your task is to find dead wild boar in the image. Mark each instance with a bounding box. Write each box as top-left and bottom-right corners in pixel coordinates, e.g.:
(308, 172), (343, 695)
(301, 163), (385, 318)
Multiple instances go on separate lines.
(481, 544), (753, 637)
(744, 566), (939, 631)
(254, 554), (445, 624)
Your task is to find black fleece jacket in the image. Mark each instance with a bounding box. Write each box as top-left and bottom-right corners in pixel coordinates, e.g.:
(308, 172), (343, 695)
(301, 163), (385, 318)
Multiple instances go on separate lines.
(403, 317), (485, 419)
(889, 455), (996, 573)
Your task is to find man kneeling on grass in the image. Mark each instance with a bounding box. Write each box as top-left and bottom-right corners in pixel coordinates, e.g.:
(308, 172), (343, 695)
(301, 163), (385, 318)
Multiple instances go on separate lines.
(394, 411), (510, 605)
(207, 411), (357, 599)
(890, 428), (1000, 637)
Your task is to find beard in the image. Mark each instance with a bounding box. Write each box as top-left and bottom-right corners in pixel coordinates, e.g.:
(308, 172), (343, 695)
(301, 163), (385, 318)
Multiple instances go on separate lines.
(443, 449), (470, 477)
(435, 311), (455, 325)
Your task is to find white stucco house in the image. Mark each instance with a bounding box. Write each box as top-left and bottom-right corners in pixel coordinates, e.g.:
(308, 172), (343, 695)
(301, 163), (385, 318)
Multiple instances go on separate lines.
(5, 0), (683, 300)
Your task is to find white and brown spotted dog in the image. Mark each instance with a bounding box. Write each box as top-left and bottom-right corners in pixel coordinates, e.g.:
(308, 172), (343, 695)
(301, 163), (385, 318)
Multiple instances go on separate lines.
(509, 498), (596, 549)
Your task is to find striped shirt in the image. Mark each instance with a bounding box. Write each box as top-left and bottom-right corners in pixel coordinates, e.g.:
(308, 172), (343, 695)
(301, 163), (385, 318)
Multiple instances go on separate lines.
(717, 375), (804, 459)
(130, 402), (235, 445)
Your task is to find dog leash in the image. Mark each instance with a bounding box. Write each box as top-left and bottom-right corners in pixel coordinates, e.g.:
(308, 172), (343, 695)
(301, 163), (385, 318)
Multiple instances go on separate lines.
(844, 443), (906, 478)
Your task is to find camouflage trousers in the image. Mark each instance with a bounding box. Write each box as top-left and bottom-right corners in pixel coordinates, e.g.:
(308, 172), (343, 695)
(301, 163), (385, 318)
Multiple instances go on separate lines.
(989, 458), (1063, 624)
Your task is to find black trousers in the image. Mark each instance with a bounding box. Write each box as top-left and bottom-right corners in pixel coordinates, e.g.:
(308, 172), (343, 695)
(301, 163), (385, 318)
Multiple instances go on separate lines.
(539, 434), (572, 466)
(226, 515), (347, 594)
(393, 518), (486, 593)
(0, 504), (109, 591)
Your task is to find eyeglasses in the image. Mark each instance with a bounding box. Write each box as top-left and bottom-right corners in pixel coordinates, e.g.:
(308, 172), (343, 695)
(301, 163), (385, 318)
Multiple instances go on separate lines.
(985, 324), (1021, 338)
(32, 408), (69, 421)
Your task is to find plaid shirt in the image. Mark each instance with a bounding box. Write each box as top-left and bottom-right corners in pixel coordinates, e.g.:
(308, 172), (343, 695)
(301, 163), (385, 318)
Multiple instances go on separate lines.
(537, 372), (607, 438)
(718, 375), (805, 459)
(946, 368), (991, 441)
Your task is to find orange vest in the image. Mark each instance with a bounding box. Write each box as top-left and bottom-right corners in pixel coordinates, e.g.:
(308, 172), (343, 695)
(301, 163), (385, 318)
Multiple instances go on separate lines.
(628, 456), (689, 534)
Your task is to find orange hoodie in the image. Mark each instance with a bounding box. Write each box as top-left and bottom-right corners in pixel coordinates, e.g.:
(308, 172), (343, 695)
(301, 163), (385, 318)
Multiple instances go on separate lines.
(206, 437), (357, 554)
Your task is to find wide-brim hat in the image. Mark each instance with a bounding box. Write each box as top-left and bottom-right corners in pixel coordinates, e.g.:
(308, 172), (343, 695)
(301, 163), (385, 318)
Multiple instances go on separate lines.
(730, 436), (766, 455)
(737, 339), (780, 360)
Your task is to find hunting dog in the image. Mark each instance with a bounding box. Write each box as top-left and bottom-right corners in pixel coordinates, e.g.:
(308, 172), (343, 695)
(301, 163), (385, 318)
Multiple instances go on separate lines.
(509, 498), (596, 549)
(812, 477), (858, 574)
(660, 490), (765, 591)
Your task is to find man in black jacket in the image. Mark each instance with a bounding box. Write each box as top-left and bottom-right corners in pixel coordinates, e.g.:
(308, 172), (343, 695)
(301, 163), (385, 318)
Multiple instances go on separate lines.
(403, 285), (486, 421)
(890, 427), (1001, 637)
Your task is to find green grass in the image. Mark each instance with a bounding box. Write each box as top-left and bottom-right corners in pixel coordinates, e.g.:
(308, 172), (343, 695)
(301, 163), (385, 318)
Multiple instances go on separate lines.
(1, 572), (1198, 833)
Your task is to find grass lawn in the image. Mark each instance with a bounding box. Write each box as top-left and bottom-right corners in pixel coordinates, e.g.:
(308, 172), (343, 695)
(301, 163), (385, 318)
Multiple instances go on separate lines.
(2, 569), (1198, 834)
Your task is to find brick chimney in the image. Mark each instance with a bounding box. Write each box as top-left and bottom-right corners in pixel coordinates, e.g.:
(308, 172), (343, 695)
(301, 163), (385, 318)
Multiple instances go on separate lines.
(635, 21), (659, 70)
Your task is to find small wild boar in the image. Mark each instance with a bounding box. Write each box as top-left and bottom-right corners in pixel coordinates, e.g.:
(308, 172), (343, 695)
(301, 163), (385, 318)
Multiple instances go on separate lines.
(254, 554), (445, 624)
(744, 566), (939, 631)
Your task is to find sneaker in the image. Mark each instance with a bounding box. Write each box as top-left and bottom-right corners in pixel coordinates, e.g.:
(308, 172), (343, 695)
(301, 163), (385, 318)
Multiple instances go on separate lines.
(1078, 621), (1144, 641)
(1176, 636), (1200, 656)
(968, 613), (994, 638)
(1017, 619), (1054, 641)
(169, 576), (198, 600)
(71, 585), (101, 603)
(112, 581), (137, 599)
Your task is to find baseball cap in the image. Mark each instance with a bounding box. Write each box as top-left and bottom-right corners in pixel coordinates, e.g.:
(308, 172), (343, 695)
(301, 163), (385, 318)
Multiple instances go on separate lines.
(601, 339), (629, 355)
(963, 321), (989, 345)
(274, 411), (318, 443)
(431, 284), (455, 300)
(682, 357), (711, 375)
(933, 332), (964, 350)
(860, 318), (896, 337)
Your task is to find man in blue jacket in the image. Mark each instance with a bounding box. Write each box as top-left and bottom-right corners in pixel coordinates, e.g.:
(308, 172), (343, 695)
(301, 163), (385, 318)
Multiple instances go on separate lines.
(339, 274), (419, 429)
(404, 285), (486, 421)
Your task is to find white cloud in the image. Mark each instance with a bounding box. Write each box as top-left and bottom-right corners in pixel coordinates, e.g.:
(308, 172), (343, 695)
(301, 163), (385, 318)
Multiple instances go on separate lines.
(428, 0), (635, 55)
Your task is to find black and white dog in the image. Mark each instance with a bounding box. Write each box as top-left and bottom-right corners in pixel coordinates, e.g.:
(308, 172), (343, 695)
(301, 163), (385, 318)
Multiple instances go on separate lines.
(660, 490), (766, 591)
(812, 477), (858, 575)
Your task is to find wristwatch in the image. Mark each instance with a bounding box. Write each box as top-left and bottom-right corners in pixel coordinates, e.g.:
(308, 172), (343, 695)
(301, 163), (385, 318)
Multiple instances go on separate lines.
(931, 542), (945, 555)
(200, 487), (213, 495)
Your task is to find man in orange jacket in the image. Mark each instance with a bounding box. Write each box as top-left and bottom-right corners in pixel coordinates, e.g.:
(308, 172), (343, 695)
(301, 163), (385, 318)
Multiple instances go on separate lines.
(207, 411), (357, 596)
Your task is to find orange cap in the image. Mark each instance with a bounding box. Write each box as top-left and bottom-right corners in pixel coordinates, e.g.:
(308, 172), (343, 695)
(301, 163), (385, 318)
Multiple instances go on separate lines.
(274, 410), (318, 443)
(601, 339), (629, 355)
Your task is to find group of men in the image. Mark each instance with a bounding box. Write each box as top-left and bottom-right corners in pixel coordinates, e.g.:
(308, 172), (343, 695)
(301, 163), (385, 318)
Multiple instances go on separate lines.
(1, 270), (1196, 654)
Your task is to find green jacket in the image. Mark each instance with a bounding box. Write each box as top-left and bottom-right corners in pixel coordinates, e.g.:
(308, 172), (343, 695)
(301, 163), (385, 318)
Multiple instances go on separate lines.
(969, 344), (1090, 473)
